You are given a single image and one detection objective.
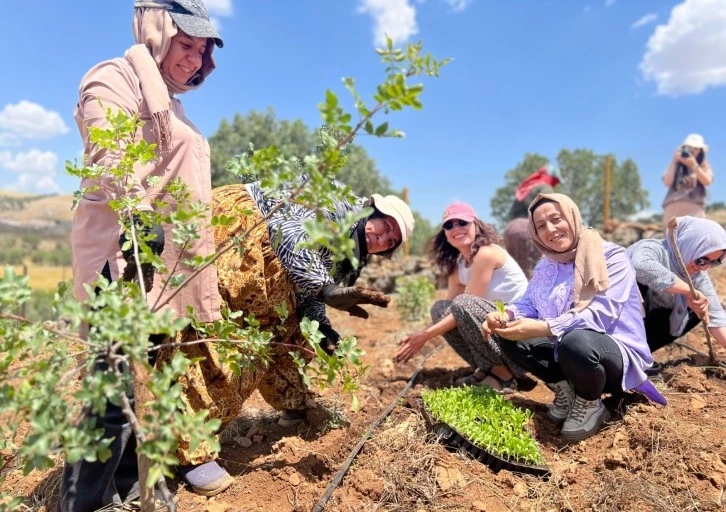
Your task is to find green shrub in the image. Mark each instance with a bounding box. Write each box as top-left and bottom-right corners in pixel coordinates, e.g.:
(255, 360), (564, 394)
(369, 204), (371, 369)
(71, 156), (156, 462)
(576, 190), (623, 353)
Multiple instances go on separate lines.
(395, 275), (435, 322)
(0, 247), (24, 265)
(422, 386), (545, 466)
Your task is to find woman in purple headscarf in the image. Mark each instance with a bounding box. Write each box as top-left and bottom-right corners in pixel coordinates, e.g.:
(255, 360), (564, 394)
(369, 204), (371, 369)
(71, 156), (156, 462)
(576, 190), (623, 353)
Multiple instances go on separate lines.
(627, 216), (726, 360)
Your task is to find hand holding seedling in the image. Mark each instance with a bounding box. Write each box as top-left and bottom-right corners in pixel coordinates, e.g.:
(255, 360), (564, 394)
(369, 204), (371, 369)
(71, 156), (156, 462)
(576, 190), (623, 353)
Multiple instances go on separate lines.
(394, 330), (429, 363)
(490, 318), (552, 341)
(482, 310), (509, 339)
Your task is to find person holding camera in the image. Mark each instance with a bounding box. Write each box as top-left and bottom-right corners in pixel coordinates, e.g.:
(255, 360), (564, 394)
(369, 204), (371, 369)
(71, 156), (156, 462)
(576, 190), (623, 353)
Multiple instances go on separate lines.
(662, 134), (713, 229)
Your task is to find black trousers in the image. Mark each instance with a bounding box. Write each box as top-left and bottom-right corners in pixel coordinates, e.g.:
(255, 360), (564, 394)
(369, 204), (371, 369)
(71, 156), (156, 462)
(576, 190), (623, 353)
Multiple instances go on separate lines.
(499, 329), (624, 400)
(58, 263), (164, 512)
(638, 283), (701, 353)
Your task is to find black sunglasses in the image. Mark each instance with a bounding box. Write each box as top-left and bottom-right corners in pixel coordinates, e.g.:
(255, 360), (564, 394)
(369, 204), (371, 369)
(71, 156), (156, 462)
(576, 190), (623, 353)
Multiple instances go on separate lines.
(694, 254), (724, 268)
(443, 219), (470, 230)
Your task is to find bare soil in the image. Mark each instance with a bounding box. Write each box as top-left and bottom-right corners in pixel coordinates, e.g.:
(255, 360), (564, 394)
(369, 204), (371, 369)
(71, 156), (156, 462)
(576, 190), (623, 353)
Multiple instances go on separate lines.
(4, 268), (726, 512)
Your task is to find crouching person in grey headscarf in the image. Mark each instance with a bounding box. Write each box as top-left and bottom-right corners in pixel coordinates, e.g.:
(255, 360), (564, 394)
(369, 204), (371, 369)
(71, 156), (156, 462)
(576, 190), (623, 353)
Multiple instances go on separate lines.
(627, 216), (726, 366)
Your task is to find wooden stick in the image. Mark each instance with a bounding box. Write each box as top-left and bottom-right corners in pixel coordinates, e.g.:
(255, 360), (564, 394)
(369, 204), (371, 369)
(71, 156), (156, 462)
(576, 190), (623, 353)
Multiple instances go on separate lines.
(666, 216), (717, 364)
(672, 340), (726, 368)
(312, 344), (444, 512)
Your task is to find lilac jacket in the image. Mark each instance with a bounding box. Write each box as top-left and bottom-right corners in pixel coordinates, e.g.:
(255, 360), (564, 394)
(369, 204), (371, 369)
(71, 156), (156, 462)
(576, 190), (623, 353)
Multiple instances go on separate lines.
(509, 241), (665, 403)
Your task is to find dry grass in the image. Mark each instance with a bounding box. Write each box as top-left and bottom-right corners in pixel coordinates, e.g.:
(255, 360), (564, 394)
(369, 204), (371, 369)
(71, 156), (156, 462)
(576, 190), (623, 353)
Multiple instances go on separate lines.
(0, 192), (74, 223)
(356, 412), (455, 511)
(10, 265), (70, 291)
(707, 209), (726, 225)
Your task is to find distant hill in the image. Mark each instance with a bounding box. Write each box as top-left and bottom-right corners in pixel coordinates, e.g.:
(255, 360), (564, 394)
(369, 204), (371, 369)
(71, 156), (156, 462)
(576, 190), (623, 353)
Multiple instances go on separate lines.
(0, 192), (74, 237)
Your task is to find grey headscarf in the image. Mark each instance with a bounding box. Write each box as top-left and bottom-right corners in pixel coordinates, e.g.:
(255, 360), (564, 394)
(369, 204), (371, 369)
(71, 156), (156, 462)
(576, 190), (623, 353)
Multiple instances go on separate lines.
(666, 216), (726, 335)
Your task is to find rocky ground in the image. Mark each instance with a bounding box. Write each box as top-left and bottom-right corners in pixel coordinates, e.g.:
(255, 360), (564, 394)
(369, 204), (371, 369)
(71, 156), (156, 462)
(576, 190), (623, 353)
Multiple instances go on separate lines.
(4, 266), (726, 511)
(3, 215), (726, 511)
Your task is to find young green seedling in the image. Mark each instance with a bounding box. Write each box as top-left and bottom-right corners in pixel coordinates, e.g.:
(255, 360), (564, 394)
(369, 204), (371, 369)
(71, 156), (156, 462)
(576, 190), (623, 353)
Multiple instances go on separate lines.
(494, 300), (508, 328)
(422, 386), (545, 466)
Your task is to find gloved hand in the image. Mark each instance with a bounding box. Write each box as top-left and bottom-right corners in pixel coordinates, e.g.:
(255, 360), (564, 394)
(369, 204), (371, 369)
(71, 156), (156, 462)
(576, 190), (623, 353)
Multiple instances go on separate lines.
(318, 323), (341, 356)
(318, 284), (390, 319)
(119, 217), (165, 290)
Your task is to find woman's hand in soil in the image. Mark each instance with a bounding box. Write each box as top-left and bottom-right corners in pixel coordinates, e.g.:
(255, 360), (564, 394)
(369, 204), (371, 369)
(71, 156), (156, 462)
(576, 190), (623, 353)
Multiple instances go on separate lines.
(394, 331), (429, 363)
(481, 311), (509, 339)
(491, 318), (551, 341)
(687, 291), (710, 324)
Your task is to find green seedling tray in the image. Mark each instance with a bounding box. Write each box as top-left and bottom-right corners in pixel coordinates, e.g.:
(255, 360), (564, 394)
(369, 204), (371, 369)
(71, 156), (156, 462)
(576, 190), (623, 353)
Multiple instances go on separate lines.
(419, 399), (550, 478)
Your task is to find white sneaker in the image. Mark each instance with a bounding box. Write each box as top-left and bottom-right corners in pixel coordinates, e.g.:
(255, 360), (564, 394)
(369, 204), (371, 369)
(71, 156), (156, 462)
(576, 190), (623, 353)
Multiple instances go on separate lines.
(546, 380), (575, 424)
(561, 396), (611, 442)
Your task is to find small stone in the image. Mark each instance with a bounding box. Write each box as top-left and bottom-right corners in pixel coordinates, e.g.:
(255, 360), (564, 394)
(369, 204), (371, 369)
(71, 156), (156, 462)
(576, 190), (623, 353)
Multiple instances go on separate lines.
(690, 396), (707, 410)
(289, 472), (301, 486)
(246, 425), (260, 439)
(204, 502), (233, 512)
(253, 434), (264, 444)
(611, 431), (627, 448)
(513, 481), (528, 497)
(434, 464), (465, 491)
(605, 448), (628, 467)
(235, 436), (253, 448)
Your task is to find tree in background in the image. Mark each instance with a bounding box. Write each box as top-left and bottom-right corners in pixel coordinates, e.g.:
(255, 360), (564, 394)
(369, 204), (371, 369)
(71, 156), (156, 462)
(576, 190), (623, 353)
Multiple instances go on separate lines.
(408, 211), (435, 256)
(490, 150), (649, 227)
(209, 108), (393, 198)
(209, 108), (439, 254)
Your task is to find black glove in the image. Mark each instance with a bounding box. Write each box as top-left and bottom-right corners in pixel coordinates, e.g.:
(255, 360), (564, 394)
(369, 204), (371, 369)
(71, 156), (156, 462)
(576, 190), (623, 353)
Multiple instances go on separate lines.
(119, 217), (165, 289)
(318, 323), (341, 356)
(318, 284), (390, 319)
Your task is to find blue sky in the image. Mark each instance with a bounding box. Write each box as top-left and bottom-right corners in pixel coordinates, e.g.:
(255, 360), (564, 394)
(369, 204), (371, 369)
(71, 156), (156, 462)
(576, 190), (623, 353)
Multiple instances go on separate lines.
(1, 0), (725, 224)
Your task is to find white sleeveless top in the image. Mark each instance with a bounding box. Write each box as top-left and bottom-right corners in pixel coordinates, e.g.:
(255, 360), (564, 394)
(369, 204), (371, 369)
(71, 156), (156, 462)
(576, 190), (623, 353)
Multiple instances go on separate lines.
(457, 244), (528, 303)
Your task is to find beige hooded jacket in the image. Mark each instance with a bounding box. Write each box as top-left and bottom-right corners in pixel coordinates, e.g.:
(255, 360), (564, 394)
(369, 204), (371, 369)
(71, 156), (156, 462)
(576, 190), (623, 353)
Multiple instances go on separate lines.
(71, 13), (222, 321)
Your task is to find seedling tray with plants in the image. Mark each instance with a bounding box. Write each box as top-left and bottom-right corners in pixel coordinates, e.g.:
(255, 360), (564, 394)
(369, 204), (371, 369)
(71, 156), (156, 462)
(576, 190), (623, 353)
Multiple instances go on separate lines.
(420, 386), (549, 477)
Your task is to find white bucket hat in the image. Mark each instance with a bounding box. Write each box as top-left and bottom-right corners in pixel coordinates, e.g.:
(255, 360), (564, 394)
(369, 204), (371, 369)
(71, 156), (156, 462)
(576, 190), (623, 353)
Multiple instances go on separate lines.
(681, 133), (708, 152)
(368, 194), (415, 254)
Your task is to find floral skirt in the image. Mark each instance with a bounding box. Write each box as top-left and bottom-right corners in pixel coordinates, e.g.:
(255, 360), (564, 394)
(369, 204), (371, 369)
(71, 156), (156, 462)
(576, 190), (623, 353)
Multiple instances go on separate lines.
(156, 184), (314, 465)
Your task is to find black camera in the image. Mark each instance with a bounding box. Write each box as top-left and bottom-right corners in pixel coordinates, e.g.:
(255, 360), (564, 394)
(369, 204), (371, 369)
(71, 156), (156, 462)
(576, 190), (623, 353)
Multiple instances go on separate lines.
(680, 146), (692, 158)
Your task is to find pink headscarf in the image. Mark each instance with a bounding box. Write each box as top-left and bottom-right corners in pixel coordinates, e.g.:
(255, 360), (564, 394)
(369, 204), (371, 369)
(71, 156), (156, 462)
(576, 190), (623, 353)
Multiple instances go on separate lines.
(124, 7), (216, 152)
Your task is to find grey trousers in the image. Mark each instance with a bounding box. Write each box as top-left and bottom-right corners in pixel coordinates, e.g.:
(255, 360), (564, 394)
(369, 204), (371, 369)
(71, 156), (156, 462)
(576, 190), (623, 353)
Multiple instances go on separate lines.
(57, 363), (139, 511)
(431, 294), (525, 378)
(58, 262), (159, 511)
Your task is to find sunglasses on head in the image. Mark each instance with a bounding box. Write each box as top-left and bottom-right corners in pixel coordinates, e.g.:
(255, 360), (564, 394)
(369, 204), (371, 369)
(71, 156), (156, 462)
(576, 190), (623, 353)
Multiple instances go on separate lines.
(443, 219), (470, 230)
(694, 254), (724, 268)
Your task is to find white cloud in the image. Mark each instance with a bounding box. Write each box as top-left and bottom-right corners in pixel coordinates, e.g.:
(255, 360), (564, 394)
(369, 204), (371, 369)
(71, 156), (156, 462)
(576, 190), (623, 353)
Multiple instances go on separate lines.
(631, 13), (658, 29)
(605, 0), (616, 7)
(0, 132), (20, 147)
(204, 0), (233, 17)
(639, 0), (726, 96)
(0, 149), (60, 193)
(358, 0), (419, 46)
(0, 101), (69, 140)
(445, 0), (472, 12)
(210, 17), (222, 33)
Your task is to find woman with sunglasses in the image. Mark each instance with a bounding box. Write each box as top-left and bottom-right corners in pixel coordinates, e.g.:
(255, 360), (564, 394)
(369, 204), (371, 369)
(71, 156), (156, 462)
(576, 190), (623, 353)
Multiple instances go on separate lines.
(394, 202), (528, 393)
(627, 216), (726, 356)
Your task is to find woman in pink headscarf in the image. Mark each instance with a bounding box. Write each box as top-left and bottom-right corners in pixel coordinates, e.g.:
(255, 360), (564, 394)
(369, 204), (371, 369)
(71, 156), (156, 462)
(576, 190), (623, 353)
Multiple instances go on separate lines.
(60, 1), (231, 509)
